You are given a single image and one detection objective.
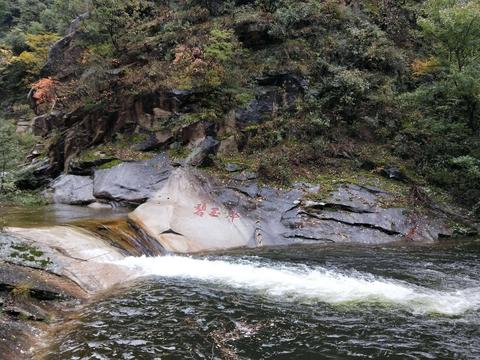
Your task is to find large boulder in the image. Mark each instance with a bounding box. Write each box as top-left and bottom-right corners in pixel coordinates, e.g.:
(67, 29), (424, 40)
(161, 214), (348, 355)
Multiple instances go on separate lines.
(93, 155), (172, 204)
(51, 175), (95, 205)
(129, 169), (257, 253)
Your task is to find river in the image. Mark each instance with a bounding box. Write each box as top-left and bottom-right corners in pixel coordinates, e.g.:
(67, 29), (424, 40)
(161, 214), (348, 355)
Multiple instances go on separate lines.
(43, 239), (480, 359)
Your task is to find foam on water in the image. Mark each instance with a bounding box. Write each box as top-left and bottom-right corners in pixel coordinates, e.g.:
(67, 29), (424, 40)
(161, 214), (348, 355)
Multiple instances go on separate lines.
(116, 255), (480, 316)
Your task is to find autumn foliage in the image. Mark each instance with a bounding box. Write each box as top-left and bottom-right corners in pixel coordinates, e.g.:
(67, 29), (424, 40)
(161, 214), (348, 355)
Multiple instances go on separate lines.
(30, 77), (58, 114)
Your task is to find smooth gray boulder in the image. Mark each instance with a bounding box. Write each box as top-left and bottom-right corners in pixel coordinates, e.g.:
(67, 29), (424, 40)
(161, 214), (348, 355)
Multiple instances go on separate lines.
(129, 169), (257, 253)
(93, 155), (172, 204)
(52, 175), (95, 205)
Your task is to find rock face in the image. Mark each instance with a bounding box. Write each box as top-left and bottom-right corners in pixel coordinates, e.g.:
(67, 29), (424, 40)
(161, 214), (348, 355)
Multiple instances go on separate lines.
(282, 184), (451, 243)
(32, 111), (63, 137)
(43, 13), (88, 79)
(46, 158), (454, 252)
(93, 155), (172, 204)
(129, 168), (453, 253)
(52, 175), (95, 205)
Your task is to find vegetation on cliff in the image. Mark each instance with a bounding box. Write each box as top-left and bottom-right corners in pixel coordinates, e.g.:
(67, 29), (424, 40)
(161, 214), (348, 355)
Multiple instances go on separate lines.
(0, 0), (478, 215)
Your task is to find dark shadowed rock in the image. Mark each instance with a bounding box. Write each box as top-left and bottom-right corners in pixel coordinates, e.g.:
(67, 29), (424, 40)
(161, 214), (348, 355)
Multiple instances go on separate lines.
(52, 175), (95, 205)
(235, 21), (279, 49)
(185, 137), (219, 167)
(134, 130), (174, 152)
(68, 157), (117, 176)
(15, 158), (55, 190)
(32, 111), (63, 137)
(381, 165), (409, 182)
(235, 74), (307, 127)
(93, 154), (172, 204)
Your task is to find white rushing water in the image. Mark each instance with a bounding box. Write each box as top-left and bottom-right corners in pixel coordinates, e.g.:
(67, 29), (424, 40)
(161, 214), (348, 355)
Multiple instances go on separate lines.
(115, 255), (480, 316)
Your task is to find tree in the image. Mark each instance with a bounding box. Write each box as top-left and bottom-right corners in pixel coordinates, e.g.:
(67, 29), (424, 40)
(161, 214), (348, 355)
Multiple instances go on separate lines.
(418, 0), (480, 133)
(420, 0), (480, 71)
(0, 121), (20, 194)
(47, 0), (91, 33)
(86, 0), (141, 53)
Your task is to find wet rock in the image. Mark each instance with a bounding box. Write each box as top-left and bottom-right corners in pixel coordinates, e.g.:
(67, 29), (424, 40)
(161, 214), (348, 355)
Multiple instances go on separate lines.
(93, 154), (172, 204)
(0, 317), (38, 360)
(0, 261), (85, 300)
(4, 302), (49, 322)
(7, 227), (134, 293)
(185, 137), (219, 167)
(52, 175), (95, 205)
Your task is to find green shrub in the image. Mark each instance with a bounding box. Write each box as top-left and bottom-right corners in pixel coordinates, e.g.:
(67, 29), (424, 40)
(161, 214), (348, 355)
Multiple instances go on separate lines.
(257, 150), (292, 185)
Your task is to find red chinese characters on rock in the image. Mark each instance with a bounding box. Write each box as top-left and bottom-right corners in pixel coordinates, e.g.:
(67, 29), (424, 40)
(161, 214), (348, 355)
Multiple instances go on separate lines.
(193, 203), (207, 217)
(229, 210), (240, 223)
(209, 207), (220, 218)
(193, 204), (241, 223)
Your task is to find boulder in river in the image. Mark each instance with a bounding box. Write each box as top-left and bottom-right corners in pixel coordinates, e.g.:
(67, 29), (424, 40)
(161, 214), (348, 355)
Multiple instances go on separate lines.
(52, 174), (95, 205)
(93, 154), (172, 205)
(129, 169), (256, 253)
